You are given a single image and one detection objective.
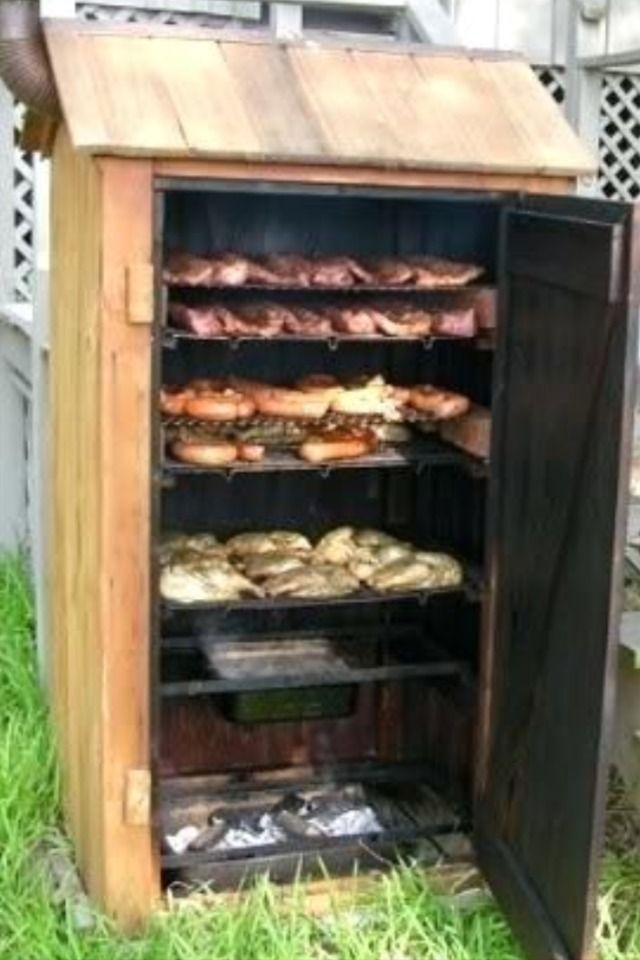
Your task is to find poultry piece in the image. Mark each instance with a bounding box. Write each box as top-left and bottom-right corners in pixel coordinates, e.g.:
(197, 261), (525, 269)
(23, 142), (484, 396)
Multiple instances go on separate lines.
(284, 307), (333, 337)
(314, 527), (358, 566)
(309, 258), (357, 288)
(349, 543), (415, 582)
(324, 306), (379, 336)
(413, 551), (463, 585)
(431, 308), (476, 338)
(372, 302), (433, 338)
(353, 529), (406, 549)
(241, 552), (309, 582)
(163, 252), (214, 286)
(160, 560), (263, 603)
(407, 256), (484, 289)
(365, 258), (413, 286)
(409, 386), (470, 421)
(159, 533), (223, 565)
(208, 253), (250, 287)
(263, 563), (360, 599)
(233, 304), (287, 338)
(264, 254), (313, 286)
(245, 259), (282, 285)
(344, 257), (375, 284)
(331, 376), (404, 420)
(225, 530), (313, 558)
(169, 303), (229, 336)
(369, 552), (462, 593)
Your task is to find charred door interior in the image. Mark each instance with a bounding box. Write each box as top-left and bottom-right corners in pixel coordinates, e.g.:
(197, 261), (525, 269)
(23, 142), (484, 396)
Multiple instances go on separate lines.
(153, 184), (499, 889)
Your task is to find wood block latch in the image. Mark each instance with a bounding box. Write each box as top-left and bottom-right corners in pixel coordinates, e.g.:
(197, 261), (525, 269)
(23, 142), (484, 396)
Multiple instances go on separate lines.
(125, 264), (154, 325)
(124, 769), (151, 826)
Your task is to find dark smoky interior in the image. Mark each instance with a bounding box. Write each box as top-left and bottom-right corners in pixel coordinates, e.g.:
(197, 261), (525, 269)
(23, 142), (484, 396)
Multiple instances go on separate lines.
(155, 183), (502, 889)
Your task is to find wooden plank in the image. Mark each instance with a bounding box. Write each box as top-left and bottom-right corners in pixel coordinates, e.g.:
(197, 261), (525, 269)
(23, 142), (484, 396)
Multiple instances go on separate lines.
(44, 29), (112, 149)
(220, 43), (324, 158)
(50, 125), (104, 903)
(287, 46), (398, 163)
(481, 59), (596, 175)
(413, 56), (532, 172)
(82, 35), (185, 154)
(50, 132), (158, 928)
(143, 38), (261, 158)
(98, 156), (158, 925)
(153, 158), (575, 195)
(348, 50), (459, 166)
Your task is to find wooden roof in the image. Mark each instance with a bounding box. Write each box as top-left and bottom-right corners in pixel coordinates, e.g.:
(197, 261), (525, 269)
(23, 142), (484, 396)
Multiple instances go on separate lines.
(43, 20), (595, 177)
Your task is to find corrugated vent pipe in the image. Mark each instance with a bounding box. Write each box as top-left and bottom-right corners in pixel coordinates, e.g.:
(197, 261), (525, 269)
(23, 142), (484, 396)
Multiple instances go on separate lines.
(0, 1), (59, 116)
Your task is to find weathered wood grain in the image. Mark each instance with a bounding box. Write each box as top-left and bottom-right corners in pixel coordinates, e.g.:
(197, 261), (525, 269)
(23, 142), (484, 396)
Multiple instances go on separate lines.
(98, 156), (158, 924)
(43, 21), (594, 177)
(50, 130), (159, 927)
(50, 125), (104, 902)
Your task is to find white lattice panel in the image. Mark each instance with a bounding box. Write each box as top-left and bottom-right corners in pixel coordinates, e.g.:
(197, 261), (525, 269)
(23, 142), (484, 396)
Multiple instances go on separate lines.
(77, 0), (260, 27)
(13, 104), (35, 303)
(534, 65), (565, 106)
(599, 73), (640, 202)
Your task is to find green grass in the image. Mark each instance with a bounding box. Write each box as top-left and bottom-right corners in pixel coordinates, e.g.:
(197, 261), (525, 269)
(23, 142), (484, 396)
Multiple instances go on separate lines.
(0, 553), (639, 960)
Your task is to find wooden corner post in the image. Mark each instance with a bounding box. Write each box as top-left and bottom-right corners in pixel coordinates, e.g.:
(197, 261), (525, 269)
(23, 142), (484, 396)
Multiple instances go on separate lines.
(50, 128), (158, 928)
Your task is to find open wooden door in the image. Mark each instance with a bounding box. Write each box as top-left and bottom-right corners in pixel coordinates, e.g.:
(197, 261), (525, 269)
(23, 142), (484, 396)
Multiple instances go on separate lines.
(476, 197), (639, 960)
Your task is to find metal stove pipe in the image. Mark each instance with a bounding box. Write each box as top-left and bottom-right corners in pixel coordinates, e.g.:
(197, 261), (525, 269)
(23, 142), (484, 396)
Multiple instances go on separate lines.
(0, 1), (59, 116)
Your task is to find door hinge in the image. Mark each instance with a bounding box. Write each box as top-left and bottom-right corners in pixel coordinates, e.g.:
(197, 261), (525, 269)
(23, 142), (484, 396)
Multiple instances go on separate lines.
(124, 769), (151, 826)
(125, 263), (154, 326)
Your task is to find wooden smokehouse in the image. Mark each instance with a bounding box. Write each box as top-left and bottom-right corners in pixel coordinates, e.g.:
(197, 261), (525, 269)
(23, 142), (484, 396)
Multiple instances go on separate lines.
(37, 19), (638, 960)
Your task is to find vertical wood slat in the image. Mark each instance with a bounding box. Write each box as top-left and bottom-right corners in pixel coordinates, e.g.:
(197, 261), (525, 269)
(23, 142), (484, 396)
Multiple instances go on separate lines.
(50, 130), (158, 927)
(50, 125), (104, 900)
(98, 156), (158, 923)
